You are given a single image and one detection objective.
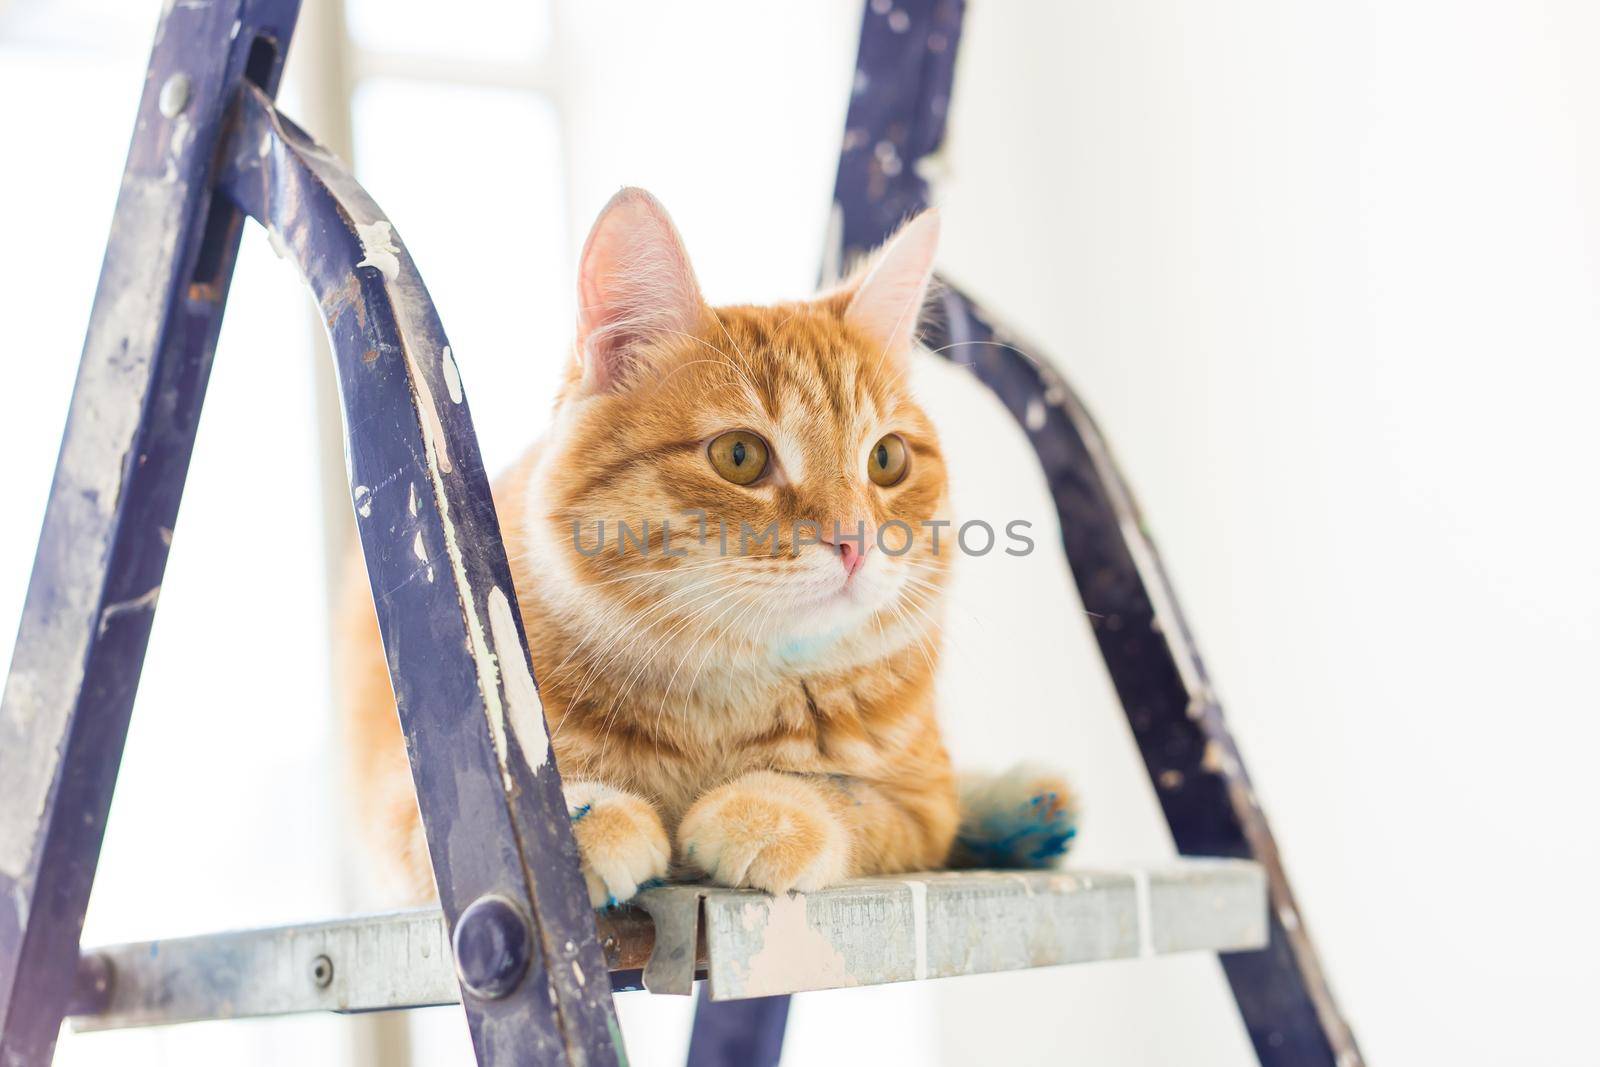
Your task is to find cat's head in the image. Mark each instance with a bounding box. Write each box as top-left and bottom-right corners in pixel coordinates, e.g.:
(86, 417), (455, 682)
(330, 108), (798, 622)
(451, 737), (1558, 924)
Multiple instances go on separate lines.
(529, 188), (948, 673)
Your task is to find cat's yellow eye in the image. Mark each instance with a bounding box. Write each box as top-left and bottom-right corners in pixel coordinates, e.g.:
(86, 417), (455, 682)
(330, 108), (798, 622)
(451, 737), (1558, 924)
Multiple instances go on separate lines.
(707, 430), (770, 486)
(868, 433), (909, 487)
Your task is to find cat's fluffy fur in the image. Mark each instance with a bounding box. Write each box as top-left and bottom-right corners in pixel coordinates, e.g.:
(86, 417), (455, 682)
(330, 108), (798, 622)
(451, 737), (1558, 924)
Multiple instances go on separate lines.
(340, 188), (1073, 907)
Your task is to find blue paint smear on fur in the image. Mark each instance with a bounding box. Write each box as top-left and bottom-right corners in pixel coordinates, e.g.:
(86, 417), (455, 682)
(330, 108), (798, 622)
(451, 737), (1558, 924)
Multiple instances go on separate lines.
(775, 623), (850, 664)
(569, 803), (592, 823)
(957, 793), (1079, 869)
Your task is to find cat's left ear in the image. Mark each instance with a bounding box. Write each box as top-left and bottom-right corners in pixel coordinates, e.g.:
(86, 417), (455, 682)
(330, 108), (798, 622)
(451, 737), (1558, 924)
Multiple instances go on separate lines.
(843, 209), (940, 361)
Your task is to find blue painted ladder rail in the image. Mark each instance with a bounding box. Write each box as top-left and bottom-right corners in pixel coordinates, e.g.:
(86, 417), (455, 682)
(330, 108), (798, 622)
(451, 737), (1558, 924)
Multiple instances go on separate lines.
(0, 1), (621, 1064)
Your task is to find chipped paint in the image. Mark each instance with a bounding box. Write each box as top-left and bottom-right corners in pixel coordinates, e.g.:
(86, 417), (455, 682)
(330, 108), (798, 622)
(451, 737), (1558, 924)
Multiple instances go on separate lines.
(404, 346), (506, 785)
(402, 342), (452, 475)
(163, 114), (194, 183)
(1201, 738), (1241, 777)
(697, 864), (1264, 1000)
(442, 345), (463, 404)
(353, 484), (372, 518)
(1024, 396), (1046, 431)
(354, 220), (401, 282)
(408, 482), (419, 517)
(97, 586), (161, 637)
(265, 226), (291, 261)
(487, 586), (549, 772)
(725, 893), (856, 998)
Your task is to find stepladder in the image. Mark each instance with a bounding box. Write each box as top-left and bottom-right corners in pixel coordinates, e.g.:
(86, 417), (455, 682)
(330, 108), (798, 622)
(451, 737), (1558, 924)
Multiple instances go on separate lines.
(0, 2), (1361, 1066)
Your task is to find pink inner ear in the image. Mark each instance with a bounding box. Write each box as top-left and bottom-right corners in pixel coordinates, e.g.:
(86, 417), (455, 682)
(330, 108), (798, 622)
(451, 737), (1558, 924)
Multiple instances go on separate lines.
(844, 209), (941, 361)
(576, 188), (705, 392)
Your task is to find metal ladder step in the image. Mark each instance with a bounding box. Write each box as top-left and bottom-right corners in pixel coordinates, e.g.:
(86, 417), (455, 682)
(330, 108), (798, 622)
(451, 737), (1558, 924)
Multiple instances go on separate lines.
(70, 860), (1264, 1032)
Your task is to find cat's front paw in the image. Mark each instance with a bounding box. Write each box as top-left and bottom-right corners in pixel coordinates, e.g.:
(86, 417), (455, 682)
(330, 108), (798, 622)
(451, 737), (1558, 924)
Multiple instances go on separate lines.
(565, 781), (671, 908)
(677, 772), (850, 894)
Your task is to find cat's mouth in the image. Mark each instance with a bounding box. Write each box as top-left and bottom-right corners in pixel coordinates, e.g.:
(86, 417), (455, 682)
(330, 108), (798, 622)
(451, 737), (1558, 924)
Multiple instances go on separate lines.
(811, 562), (900, 614)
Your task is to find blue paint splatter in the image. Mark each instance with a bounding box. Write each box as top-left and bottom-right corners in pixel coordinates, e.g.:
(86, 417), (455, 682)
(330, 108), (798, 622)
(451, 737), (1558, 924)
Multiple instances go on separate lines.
(569, 803), (592, 823)
(775, 623), (850, 663)
(957, 794), (1078, 869)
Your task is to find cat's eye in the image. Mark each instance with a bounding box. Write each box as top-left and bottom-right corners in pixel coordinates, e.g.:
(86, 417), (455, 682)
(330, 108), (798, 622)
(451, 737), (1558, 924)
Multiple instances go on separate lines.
(707, 430), (770, 485)
(868, 433), (909, 487)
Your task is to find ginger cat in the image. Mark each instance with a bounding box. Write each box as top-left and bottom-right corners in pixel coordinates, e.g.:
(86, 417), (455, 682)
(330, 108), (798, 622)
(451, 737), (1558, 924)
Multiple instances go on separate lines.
(340, 188), (1075, 907)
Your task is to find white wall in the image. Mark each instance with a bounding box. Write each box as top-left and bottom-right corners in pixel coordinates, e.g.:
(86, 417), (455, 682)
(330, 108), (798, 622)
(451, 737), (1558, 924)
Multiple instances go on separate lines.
(933, 3), (1600, 1065)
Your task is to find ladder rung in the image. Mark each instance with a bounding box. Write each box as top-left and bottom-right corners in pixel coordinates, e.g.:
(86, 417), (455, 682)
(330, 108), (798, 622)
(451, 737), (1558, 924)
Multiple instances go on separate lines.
(69, 860), (1264, 1031)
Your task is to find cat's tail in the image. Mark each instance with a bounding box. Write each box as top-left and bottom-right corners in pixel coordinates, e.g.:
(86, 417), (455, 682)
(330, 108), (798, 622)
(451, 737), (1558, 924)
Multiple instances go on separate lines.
(946, 764), (1080, 870)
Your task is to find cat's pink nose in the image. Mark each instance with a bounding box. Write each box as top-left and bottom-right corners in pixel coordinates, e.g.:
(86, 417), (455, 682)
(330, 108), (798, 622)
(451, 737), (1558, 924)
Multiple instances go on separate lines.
(822, 530), (870, 580)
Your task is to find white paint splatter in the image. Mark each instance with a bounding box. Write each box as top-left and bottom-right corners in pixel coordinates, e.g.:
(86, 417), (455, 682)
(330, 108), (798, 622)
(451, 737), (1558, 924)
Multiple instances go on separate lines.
(442, 345), (463, 404)
(400, 353), (507, 787)
(98, 585), (162, 637)
(412, 530), (427, 562)
(355, 220), (401, 281)
(353, 485), (372, 518)
(163, 114), (193, 184)
(408, 482), (419, 516)
(265, 226), (291, 262)
(403, 343), (452, 474)
(1024, 396), (1046, 431)
(1201, 739), (1240, 777)
(487, 586), (549, 772)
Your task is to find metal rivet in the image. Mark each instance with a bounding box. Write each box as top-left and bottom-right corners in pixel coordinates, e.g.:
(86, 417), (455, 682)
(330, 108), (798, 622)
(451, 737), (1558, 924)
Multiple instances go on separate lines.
(453, 895), (533, 1001)
(158, 74), (191, 119)
(72, 952), (114, 1014)
(311, 954), (334, 988)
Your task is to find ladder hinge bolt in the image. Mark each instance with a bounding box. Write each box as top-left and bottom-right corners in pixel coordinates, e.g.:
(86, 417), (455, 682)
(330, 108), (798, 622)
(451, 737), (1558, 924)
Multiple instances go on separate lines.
(453, 895), (533, 1001)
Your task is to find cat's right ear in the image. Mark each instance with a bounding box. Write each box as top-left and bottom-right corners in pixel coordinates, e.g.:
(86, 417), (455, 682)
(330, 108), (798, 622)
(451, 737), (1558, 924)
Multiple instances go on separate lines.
(575, 187), (706, 393)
